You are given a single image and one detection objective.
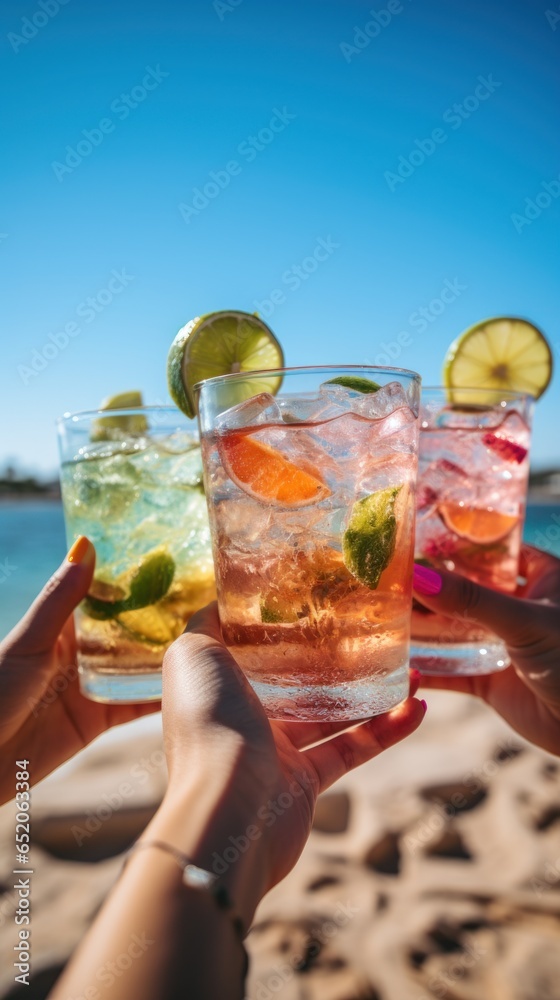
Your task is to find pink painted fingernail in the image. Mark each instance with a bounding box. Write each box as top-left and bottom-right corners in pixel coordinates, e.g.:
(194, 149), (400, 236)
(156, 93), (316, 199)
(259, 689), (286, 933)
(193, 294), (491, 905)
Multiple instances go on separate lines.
(420, 699), (427, 712)
(413, 564), (442, 596)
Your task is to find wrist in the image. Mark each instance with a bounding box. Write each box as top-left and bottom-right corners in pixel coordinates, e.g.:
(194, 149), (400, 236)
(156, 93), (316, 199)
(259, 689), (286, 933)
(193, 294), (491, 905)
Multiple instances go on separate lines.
(143, 766), (270, 929)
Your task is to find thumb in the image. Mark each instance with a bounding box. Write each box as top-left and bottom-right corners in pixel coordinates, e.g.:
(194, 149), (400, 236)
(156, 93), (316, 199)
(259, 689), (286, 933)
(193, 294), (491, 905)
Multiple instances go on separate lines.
(5, 536), (95, 655)
(412, 563), (537, 649)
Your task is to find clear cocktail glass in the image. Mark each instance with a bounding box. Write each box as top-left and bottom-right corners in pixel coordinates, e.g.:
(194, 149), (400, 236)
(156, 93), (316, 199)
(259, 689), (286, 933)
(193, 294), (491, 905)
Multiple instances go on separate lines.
(196, 366), (421, 721)
(411, 387), (534, 675)
(57, 406), (215, 702)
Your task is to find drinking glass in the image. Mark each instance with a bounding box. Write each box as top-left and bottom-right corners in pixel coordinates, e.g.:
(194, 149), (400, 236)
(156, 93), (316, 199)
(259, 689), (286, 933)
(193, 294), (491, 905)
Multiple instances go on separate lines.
(411, 387), (533, 675)
(196, 365), (421, 721)
(57, 406), (215, 702)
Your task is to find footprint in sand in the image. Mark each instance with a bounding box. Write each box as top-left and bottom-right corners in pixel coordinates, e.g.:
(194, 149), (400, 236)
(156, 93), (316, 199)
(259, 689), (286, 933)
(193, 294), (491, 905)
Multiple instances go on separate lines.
(312, 792), (351, 835)
(31, 805), (159, 863)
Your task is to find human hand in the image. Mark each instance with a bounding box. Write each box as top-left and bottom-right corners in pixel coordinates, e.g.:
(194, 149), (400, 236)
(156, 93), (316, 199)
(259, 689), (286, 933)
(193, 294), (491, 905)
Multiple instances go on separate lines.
(149, 603), (426, 928)
(0, 536), (158, 804)
(412, 545), (560, 755)
(50, 605), (425, 1000)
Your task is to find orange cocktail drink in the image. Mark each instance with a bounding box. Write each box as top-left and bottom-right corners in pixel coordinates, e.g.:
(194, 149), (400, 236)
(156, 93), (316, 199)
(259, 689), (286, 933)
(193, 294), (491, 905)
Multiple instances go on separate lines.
(197, 366), (421, 721)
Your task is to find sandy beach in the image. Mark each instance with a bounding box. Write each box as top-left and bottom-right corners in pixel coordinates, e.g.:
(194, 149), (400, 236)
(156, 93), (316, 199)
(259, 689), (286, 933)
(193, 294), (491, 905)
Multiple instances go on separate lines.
(1, 690), (559, 1000)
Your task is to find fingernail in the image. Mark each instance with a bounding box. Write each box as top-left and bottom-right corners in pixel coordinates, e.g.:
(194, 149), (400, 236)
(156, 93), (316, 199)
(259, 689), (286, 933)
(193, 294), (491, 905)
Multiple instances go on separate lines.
(413, 564), (442, 596)
(67, 536), (90, 564)
(420, 699), (427, 712)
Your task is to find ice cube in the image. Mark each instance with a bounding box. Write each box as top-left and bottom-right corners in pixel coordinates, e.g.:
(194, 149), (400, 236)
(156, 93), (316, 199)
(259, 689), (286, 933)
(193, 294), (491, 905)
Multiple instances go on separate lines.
(375, 405), (417, 442)
(66, 452), (142, 520)
(168, 448), (204, 488)
(347, 380), (411, 420)
(419, 457), (470, 507)
(77, 437), (150, 462)
(216, 393), (282, 432)
(433, 404), (521, 432)
(159, 430), (199, 454)
(279, 391), (349, 424)
(319, 383), (356, 412)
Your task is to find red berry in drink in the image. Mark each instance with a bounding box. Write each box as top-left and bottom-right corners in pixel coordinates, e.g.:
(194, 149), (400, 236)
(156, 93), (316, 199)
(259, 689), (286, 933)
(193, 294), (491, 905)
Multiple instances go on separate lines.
(482, 432), (527, 464)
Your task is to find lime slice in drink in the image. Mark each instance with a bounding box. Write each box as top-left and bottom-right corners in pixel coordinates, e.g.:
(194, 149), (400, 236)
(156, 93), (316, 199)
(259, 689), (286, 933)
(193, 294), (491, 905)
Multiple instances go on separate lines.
(91, 390), (148, 441)
(342, 486), (401, 590)
(260, 600), (301, 624)
(167, 311), (284, 418)
(117, 605), (179, 646)
(443, 317), (553, 404)
(324, 375), (381, 393)
(84, 549), (175, 620)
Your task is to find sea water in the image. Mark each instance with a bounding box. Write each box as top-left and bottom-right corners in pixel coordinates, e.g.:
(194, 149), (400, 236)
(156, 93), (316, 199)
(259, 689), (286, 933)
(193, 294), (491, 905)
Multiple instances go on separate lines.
(0, 500), (559, 640)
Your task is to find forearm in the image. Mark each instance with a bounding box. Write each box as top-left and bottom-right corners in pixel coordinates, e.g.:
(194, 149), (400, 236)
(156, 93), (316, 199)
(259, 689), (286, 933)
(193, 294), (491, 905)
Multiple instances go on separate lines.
(50, 772), (268, 1000)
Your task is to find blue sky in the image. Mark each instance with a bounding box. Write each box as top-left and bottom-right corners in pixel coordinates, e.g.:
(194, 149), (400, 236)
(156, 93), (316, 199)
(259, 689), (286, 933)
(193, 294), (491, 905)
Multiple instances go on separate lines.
(1, 0), (559, 473)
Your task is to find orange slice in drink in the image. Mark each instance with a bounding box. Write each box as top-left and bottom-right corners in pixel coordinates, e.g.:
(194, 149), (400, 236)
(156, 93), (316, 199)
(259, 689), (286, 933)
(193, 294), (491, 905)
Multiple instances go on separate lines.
(439, 503), (517, 544)
(220, 432), (330, 507)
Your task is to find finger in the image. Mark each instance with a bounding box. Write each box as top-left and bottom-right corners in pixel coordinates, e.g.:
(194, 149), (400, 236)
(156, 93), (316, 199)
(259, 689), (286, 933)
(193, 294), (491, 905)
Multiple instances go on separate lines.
(518, 545), (560, 601)
(412, 563), (538, 648)
(164, 627), (246, 700)
(163, 620), (269, 738)
(418, 673), (488, 696)
(5, 536), (95, 655)
(106, 699), (162, 729)
(519, 543), (560, 579)
(184, 601), (223, 644)
(419, 664), (529, 708)
(409, 669), (421, 697)
(273, 719), (356, 750)
(175, 603), (247, 693)
(302, 697), (426, 793)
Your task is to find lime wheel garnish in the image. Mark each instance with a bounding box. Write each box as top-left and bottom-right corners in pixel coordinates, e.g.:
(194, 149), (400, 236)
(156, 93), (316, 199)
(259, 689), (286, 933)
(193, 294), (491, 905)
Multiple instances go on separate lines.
(167, 311), (284, 418)
(443, 316), (552, 404)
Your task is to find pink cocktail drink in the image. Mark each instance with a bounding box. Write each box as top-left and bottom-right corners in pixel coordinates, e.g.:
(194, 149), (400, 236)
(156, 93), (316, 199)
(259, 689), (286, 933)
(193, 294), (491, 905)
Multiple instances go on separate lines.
(411, 388), (533, 675)
(197, 367), (421, 722)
